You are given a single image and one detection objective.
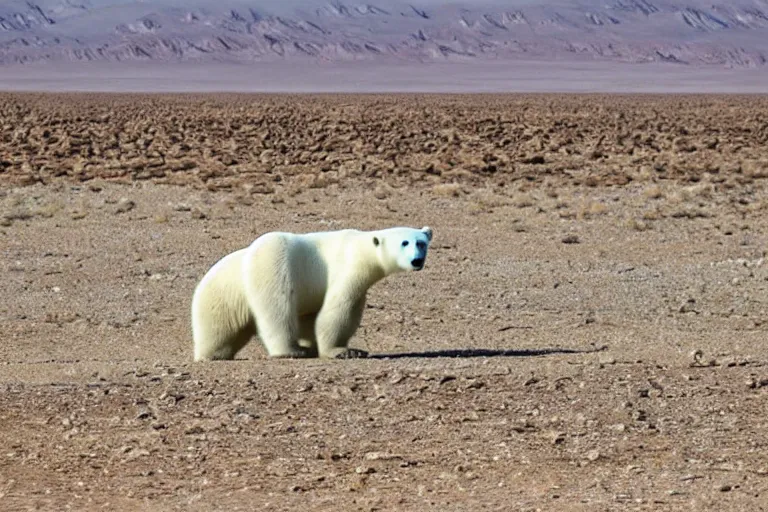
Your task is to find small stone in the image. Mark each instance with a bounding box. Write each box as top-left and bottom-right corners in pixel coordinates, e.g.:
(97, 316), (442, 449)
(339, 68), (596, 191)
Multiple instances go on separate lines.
(373, 187), (389, 200)
(550, 431), (566, 444)
(719, 484), (732, 492)
(135, 410), (154, 420)
(125, 449), (150, 461)
(689, 349), (707, 366)
(439, 375), (456, 385)
(598, 354), (616, 366)
(586, 449), (601, 462)
(523, 155), (545, 164)
(114, 198), (135, 214)
(364, 452), (402, 461)
(679, 298), (697, 314)
(562, 234), (580, 244)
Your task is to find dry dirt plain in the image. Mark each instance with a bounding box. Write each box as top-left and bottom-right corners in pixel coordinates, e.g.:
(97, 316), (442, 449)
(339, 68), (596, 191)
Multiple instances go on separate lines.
(1, 93), (768, 511)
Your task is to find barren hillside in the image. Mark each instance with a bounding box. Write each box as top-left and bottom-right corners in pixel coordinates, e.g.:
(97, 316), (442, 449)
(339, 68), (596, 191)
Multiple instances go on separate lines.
(2, 0), (768, 68)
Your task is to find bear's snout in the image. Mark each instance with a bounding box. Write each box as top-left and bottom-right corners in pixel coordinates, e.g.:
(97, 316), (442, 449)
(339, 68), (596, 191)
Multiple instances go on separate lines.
(411, 257), (425, 270)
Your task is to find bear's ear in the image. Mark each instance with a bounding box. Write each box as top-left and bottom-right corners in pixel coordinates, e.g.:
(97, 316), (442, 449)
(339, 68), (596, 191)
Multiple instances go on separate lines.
(373, 236), (380, 247)
(421, 226), (433, 242)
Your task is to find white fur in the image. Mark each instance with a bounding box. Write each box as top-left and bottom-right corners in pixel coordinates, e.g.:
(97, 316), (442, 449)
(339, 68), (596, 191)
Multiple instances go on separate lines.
(191, 226), (433, 361)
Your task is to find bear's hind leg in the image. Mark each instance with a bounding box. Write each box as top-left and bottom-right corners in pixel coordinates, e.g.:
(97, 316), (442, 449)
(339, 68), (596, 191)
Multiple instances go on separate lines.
(192, 280), (256, 361)
(193, 320), (255, 361)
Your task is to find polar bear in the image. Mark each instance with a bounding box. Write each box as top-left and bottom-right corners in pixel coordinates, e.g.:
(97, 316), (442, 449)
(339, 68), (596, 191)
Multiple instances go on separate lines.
(191, 225), (433, 361)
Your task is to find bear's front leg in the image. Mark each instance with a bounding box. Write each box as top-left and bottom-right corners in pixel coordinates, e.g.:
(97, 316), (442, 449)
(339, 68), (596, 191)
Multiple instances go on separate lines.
(314, 297), (367, 360)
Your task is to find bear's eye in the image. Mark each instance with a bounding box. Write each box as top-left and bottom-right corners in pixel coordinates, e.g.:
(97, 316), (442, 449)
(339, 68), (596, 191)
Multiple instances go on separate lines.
(416, 241), (426, 250)
(401, 240), (409, 247)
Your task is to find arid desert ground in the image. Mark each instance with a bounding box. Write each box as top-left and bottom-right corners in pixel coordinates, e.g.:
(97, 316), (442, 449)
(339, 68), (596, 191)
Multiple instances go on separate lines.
(1, 93), (768, 511)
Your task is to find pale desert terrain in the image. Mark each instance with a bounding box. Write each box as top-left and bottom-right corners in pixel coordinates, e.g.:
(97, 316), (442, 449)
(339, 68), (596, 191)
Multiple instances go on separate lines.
(1, 93), (768, 511)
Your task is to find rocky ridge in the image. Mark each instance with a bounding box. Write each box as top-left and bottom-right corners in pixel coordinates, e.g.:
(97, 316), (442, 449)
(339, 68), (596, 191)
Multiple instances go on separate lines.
(1, 0), (768, 68)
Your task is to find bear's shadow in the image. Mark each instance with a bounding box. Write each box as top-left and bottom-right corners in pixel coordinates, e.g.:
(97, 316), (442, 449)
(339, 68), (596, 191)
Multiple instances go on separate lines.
(368, 345), (607, 360)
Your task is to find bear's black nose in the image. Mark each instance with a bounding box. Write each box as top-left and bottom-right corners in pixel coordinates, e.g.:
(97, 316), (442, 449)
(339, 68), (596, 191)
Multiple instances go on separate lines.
(411, 258), (425, 270)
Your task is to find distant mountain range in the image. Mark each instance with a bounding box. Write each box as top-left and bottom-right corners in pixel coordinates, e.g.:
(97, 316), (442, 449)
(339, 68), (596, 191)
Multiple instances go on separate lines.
(2, 0), (768, 68)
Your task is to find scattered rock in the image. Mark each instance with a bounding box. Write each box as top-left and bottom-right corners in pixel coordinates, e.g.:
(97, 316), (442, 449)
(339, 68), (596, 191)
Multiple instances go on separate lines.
(689, 349), (716, 367)
(562, 234), (580, 244)
(190, 208), (207, 220)
(522, 155), (545, 165)
(439, 375), (456, 385)
(598, 354), (616, 366)
(465, 380), (485, 390)
(114, 198), (135, 214)
(373, 186), (390, 200)
(135, 410), (155, 421)
(747, 377), (768, 389)
(364, 451), (403, 461)
(679, 298), (698, 314)
(549, 431), (566, 444)
(585, 449), (601, 462)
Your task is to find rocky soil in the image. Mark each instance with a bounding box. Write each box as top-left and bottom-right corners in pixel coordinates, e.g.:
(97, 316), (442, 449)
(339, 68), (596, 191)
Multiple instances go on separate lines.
(1, 93), (768, 511)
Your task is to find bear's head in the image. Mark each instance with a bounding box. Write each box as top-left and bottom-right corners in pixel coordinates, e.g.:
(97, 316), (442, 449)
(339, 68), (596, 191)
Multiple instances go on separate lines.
(373, 226), (433, 274)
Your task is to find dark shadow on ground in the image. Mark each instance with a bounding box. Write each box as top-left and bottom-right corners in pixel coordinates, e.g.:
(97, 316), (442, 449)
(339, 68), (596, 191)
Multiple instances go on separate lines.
(368, 345), (607, 360)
